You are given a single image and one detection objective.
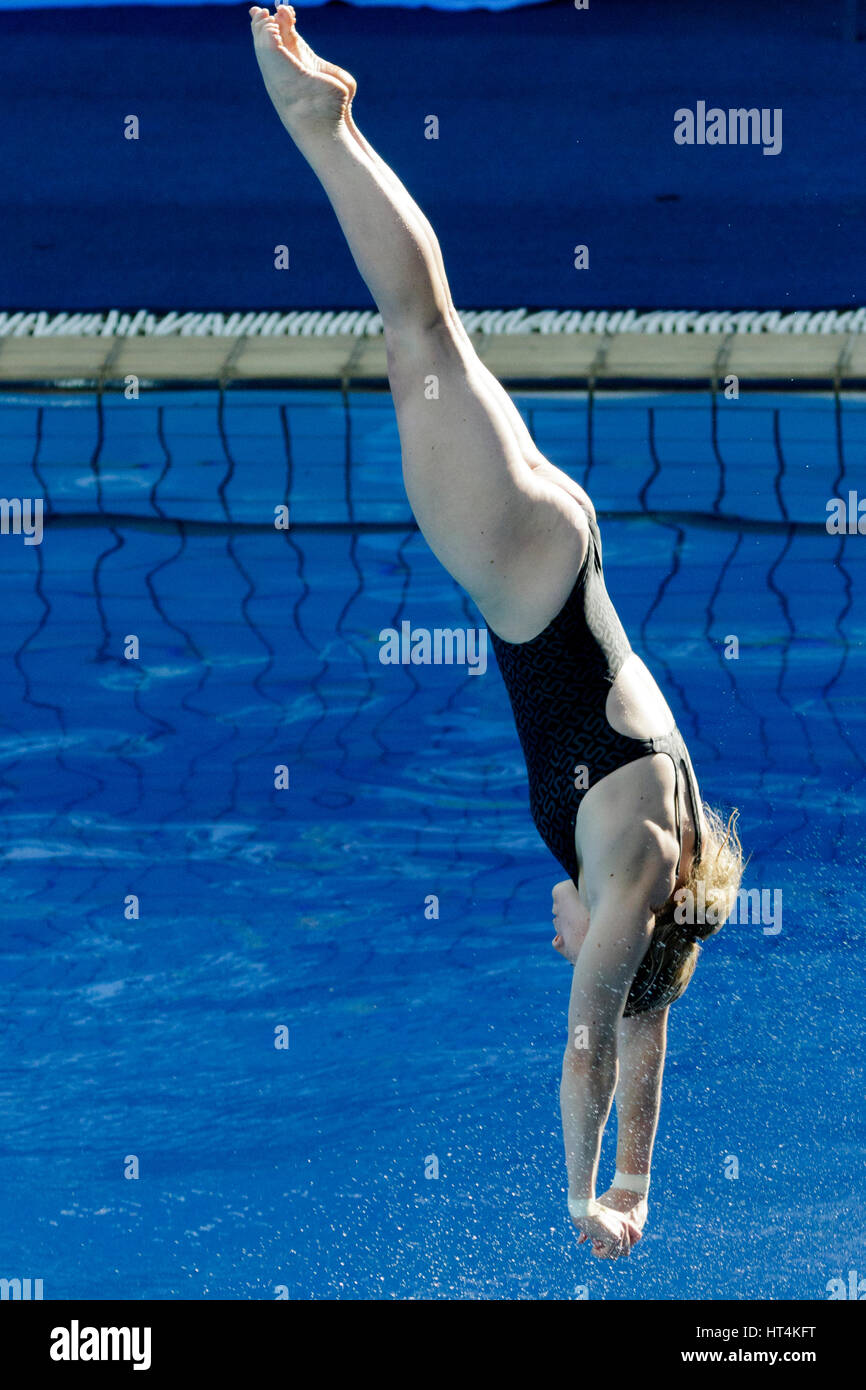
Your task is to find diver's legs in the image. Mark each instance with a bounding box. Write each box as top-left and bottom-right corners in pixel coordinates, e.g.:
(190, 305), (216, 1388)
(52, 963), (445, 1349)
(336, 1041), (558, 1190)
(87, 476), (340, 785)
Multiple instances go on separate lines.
(250, 6), (586, 628)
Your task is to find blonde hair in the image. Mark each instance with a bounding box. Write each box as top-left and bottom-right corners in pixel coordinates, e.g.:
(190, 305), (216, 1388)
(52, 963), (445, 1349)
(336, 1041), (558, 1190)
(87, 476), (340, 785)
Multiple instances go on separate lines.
(624, 805), (744, 1016)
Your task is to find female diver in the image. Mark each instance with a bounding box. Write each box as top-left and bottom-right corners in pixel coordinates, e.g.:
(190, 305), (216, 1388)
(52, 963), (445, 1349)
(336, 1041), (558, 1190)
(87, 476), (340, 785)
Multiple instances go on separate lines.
(249, 6), (743, 1260)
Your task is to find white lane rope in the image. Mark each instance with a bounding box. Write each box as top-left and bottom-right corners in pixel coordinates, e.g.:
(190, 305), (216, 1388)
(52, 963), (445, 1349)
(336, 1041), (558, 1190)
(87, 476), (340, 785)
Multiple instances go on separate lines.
(1, 307), (865, 339)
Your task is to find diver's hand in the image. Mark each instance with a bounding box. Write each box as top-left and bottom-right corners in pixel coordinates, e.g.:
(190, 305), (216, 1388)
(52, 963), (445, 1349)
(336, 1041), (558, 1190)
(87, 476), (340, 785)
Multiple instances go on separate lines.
(582, 1186), (648, 1256)
(599, 1186), (648, 1233)
(571, 1204), (641, 1259)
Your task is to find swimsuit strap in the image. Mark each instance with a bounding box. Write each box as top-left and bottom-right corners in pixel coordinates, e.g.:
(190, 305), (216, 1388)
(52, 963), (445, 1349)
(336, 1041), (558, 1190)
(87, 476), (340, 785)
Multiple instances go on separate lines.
(652, 728), (703, 878)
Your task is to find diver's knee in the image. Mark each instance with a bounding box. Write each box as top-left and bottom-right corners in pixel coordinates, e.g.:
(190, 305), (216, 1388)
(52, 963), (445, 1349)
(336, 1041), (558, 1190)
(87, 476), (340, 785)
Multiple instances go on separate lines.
(384, 312), (463, 378)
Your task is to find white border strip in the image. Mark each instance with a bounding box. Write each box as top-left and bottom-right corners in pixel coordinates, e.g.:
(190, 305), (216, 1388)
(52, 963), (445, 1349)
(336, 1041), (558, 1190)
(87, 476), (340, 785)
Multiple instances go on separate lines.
(1, 308), (866, 339)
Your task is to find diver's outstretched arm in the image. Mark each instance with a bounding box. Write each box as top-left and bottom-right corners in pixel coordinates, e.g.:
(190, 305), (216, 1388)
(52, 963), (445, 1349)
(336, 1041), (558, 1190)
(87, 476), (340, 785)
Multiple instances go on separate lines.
(561, 898), (657, 1259)
(613, 1007), (667, 1180)
(585, 1008), (668, 1250)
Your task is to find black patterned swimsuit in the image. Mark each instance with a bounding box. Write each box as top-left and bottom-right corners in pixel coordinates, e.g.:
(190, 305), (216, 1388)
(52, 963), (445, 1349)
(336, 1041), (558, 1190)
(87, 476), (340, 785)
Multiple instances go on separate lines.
(488, 507), (702, 888)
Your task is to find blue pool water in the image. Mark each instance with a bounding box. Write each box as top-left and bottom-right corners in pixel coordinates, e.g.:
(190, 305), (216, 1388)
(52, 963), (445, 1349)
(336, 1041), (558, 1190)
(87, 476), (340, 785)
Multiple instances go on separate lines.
(0, 388), (863, 1300)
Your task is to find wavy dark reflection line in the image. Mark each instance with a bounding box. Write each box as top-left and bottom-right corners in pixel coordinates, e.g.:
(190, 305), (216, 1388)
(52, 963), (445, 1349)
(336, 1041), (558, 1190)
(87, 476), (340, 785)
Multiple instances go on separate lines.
(280, 531), (320, 657)
(342, 386), (355, 525)
(501, 869), (547, 926)
(213, 532), (283, 848)
(758, 528), (821, 860)
(74, 527), (146, 825)
(772, 407), (790, 525)
(278, 401), (294, 507)
(184, 396), (262, 831)
(345, 531), (391, 766)
(208, 528), (311, 866)
(638, 405), (662, 513)
(277, 531), (330, 773)
(74, 391), (158, 822)
(704, 529), (744, 703)
(216, 386), (237, 521)
(365, 530), (428, 859)
(636, 410), (703, 750)
(636, 519), (700, 746)
(151, 403), (172, 520)
(141, 523), (222, 827)
(294, 528), (366, 811)
(94, 526), (176, 778)
(30, 403), (51, 515)
(288, 539), (337, 770)
(366, 528), (416, 754)
(43, 390), (126, 825)
(93, 528), (126, 664)
(7, 538), (109, 841)
(205, 387), (270, 829)
(8, 540), (63, 773)
(766, 529), (821, 775)
(710, 389), (727, 517)
(202, 540), (259, 828)
(91, 387), (106, 513)
(323, 529), (381, 803)
(80, 515), (195, 909)
(702, 530), (771, 780)
(235, 537), (281, 712)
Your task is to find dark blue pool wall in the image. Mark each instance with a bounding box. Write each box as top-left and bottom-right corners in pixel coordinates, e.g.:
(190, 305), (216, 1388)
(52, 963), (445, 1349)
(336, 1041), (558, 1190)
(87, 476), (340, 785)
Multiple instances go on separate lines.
(1, 0), (864, 311)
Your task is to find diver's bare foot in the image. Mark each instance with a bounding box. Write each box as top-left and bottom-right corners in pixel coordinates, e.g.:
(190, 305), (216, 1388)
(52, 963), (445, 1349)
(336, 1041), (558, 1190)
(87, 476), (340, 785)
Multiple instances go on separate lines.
(249, 5), (353, 132)
(277, 5), (357, 105)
